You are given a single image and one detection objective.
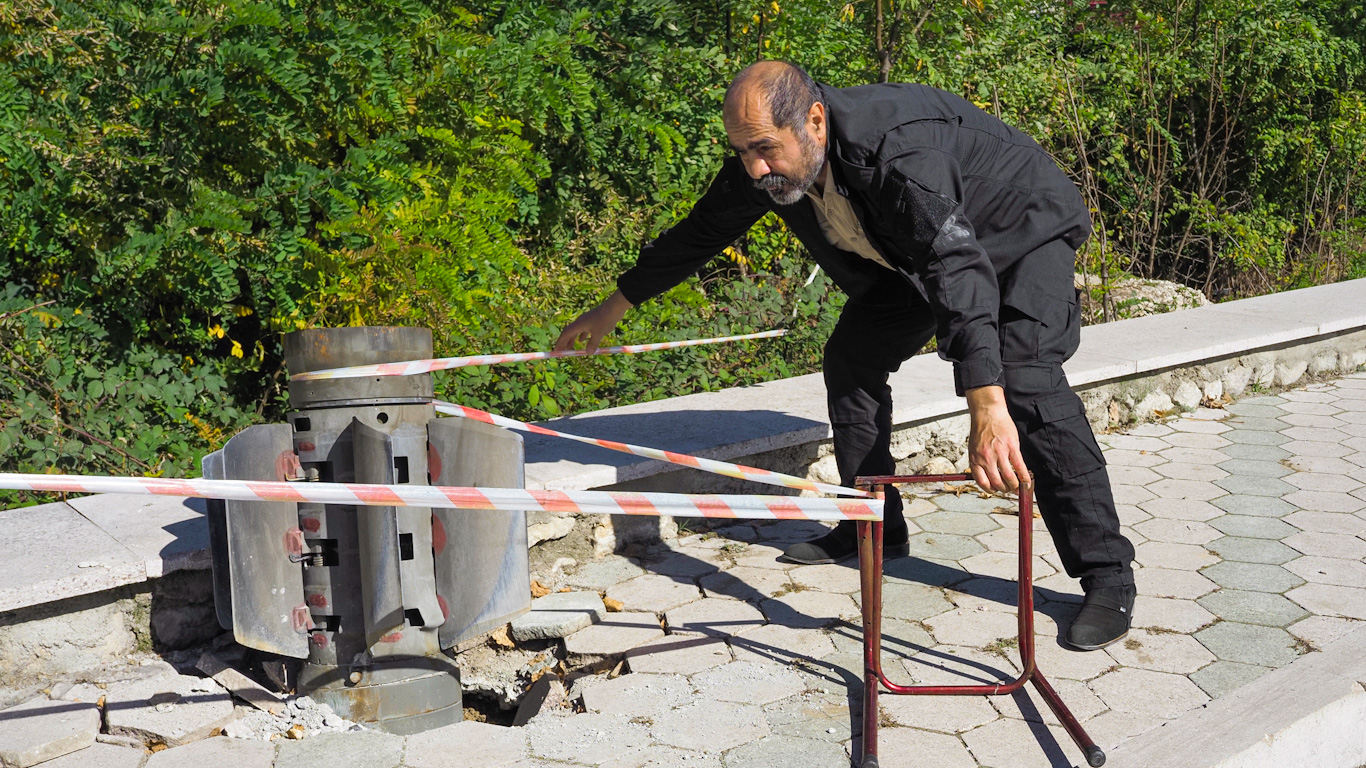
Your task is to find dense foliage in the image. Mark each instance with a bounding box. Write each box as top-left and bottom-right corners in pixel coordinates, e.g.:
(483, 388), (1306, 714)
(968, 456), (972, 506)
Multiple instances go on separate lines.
(2, 0), (1363, 494)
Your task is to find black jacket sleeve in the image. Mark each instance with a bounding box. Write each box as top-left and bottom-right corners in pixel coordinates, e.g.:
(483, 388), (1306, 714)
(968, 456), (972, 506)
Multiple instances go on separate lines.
(617, 156), (770, 306)
(881, 147), (1004, 395)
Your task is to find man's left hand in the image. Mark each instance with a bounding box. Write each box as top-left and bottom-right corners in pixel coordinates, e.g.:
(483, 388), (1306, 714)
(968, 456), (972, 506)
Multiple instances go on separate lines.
(965, 385), (1032, 493)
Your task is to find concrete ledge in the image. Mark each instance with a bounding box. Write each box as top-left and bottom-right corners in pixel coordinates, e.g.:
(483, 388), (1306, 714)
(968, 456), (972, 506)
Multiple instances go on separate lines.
(1106, 624), (1366, 768)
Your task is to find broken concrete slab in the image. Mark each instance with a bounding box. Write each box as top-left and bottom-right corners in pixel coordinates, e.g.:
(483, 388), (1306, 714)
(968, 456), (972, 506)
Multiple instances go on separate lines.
(510, 591), (606, 642)
(104, 672), (235, 747)
(0, 502), (145, 612)
(511, 676), (568, 726)
(195, 652), (285, 716)
(144, 736), (274, 768)
(0, 698), (100, 768)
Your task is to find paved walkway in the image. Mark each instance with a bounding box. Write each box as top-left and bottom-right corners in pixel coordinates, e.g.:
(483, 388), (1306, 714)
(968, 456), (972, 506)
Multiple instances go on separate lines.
(502, 372), (1366, 768)
(9, 372), (1366, 768)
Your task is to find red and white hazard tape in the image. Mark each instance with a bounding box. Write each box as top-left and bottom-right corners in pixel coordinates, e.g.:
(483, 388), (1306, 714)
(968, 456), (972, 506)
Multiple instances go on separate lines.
(433, 401), (870, 498)
(289, 330), (787, 381)
(0, 473), (882, 522)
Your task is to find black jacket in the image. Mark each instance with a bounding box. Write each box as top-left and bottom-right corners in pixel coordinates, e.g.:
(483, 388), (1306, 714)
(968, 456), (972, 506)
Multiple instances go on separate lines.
(617, 81), (1092, 395)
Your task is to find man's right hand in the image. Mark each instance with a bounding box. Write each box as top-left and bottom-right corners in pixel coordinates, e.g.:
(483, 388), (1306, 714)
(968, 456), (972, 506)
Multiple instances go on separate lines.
(554, 290), (633, 352)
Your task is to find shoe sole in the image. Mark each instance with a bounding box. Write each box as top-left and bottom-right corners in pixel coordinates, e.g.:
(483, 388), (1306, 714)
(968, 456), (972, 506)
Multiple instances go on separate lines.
(1063, 629), (1129, 652)
(778, 542), (911, 566)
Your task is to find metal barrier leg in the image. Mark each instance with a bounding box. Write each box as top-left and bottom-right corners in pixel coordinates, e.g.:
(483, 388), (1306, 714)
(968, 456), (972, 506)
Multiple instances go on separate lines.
(855, 474), (1106, 768)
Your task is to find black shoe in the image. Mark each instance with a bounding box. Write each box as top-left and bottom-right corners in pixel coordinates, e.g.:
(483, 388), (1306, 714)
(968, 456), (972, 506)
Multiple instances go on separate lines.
(1065, 585), (1136, 651)
(779, 526), (910, 565)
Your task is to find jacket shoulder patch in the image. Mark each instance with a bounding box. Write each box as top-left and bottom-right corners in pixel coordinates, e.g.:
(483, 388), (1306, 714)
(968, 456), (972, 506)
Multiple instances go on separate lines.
(892, 171), (957, 250)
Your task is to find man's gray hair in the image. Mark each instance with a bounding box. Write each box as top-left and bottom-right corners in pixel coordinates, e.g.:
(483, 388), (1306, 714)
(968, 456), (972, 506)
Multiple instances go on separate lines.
(724, 61), (821, 130)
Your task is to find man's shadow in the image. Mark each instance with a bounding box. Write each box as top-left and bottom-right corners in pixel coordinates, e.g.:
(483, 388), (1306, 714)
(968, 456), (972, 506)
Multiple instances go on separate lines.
(626, 517), (1089, 768)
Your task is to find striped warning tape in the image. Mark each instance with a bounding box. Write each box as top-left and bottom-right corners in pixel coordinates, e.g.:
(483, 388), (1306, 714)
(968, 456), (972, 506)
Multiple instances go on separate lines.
(0, 473), (882, 522)
(289, 329), (787, 381)
(433, 401), (870, 498)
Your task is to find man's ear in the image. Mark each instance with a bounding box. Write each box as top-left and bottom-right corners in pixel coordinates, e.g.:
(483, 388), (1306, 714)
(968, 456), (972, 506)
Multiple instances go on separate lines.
(808, 101), (827, 143)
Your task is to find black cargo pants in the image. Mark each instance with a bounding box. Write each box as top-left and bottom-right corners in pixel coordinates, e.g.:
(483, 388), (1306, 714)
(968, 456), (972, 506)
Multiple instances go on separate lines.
(823, 250), (1136, 592)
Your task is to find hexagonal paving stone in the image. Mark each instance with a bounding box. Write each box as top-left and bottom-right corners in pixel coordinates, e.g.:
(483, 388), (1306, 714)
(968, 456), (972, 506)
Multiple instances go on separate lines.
(1220, 443), (1292, 461)
(1105, 449), (1169, 468)
(1228, 416), (1292, 432)
(1133, 595), (1216, 633)
(1195, 621), (1300, 667)
(883, 556), (970, 587)
(1223, 430), (1291, 446)
(1201, 561), (1304, 593)
(957, 551), (1054, 583)
(788, 564), (860, 594)
(933, 494), (1016, 514)
(1287, 583), (1366, 620)
(1102, 435), (1171, 452)
(991, 678), (1106, 727)
(761, 590), (859, 629)
(1279, 400), (1342, 414)
(579, 673), (694, 717)
(1285, 472), (1364, 493)
(1148, 479), (1228, 501)
(1133, 518), (1220, 545)
(1090, 667), (1211, 720)
(690, 661), (807, 706)
(1157, 447), (1230, 465)
(626, 634), (733, 675)
(1111, 484), (1157, 505)
(277, 732), (403, 768)
(1152, 462), (1229, 482)
(1105, 628), (1216, 673)
(1171, 418), (1233, 434)
(901, 645), (1018, 686)
(1280, 440), (1355, 458)
(874, 728), (980, 768)
(651, 701), (768, 753)
(1280, 426), (1349, 443)
(1135, 541), (1219, 570)
(1283, 530), (1366, 559)
(567, 559), (646, 590)
(729, 624), (836, 665)
(1216, 458), (1294, 478)
(915, 510), (1000, 536)
(1108, 466), (1163, 486)
(1283, 555), (1366, 587)
(904, 532), (985, 561)
(607, 575), (704, 613)
(1284, 491), (1366, 514)
(1215, 474), (1296, 497)
(1283, 457), (1363, 475)
(1287, 615), (1362, 649)
(723, 735), (848, 768)
(1209, 514), (1297, 539)
(962, 715), (1089, 768)
(1129, 422), (1176, 436)
(647, 551), (725, 579)
(875, 581), (955, 622)
(665, 597), (766, 638)
(1212, 494), (1295, 517)
(1117, 504), (1154, 526)
(1189, 660), (1274, 699)
(1197, 590), (1308, 627)
(1286, 510), (1366, 536)
(700, 567), (791, 601)
(943, 578), (1021, 614)
(1163, 432), (1232, 450)
(1138, 568), (1218, 599)
(880, 691), (1000, 734)
(923, 609), (1019, 649)
(1140, 498), (1224, 521)
(1205, 536), (1301, 564)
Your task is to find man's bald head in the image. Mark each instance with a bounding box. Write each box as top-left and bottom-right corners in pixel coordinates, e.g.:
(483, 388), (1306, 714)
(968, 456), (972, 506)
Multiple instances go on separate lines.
(722, 60), (821, 132)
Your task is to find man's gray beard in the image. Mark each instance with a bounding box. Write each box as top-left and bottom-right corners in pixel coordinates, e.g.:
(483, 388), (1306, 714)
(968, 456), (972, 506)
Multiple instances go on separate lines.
(753, 132), (823, 206)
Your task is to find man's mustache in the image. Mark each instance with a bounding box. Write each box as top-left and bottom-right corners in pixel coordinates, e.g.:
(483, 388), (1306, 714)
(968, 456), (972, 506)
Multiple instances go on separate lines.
(753, 173), (793, 191)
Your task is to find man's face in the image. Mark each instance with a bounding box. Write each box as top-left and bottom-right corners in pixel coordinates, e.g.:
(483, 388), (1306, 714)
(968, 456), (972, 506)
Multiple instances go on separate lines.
(724, 94), (826, 206)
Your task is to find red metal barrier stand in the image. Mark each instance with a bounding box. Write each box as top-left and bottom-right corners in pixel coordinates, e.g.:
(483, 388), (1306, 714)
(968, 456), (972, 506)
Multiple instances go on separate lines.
(855, 473), (1106, 768)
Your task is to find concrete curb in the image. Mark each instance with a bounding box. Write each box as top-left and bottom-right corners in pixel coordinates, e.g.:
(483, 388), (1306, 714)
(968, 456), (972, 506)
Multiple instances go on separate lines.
(1105, 625), (1366, 768)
